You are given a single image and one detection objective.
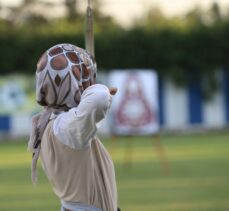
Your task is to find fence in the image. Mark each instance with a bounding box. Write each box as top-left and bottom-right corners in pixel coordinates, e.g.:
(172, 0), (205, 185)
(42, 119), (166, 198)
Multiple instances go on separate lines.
(0, 70), (228, 138)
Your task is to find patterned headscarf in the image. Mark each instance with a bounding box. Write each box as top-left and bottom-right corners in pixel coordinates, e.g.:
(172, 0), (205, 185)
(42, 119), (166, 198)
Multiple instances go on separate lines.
(28, 43), (97, 183)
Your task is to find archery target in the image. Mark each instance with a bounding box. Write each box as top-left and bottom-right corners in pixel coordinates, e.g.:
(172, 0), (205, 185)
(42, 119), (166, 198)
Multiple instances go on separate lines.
(109, 70), (159, 135)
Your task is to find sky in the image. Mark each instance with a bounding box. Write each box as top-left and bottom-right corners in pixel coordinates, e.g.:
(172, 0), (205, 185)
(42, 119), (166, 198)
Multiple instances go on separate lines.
(0, 0), (228, 26)
(100, 0), (229, 25)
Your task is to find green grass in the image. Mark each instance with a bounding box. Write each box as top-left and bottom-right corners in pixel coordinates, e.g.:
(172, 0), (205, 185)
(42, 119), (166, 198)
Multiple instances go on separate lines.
(0, 133), (229, 211)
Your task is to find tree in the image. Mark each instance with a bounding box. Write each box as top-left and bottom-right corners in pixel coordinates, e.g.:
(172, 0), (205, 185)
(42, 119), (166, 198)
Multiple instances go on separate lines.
(185, 6), (205, 26)
(209, 2), (222, 22)
(65, 0), (78, 20)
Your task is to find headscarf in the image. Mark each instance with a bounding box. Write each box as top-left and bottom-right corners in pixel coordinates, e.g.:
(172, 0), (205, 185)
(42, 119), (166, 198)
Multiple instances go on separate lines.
(28, 43), (97, 183)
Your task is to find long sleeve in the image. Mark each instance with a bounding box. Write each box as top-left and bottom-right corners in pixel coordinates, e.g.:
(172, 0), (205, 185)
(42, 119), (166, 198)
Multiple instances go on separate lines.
(53, 84), (111, 149)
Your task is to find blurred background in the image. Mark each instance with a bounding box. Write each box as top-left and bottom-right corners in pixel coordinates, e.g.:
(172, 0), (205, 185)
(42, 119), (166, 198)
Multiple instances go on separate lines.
(0, 0), (229, 211)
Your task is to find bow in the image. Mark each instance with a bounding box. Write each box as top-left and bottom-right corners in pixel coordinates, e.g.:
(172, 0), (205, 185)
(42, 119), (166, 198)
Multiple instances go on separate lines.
(85, 0), (95, 57)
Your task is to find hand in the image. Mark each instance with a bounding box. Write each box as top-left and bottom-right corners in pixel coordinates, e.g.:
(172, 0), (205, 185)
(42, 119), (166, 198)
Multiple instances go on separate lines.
(109, 87), (118, 95)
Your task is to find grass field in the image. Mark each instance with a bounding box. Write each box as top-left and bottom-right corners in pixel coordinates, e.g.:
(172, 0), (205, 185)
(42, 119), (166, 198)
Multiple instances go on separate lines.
(0, 133), (229, 211)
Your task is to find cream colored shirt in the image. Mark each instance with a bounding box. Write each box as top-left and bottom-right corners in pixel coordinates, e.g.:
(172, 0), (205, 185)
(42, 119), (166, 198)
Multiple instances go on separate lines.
(53, 84), (111, 149)
(40, 84), (117, 211)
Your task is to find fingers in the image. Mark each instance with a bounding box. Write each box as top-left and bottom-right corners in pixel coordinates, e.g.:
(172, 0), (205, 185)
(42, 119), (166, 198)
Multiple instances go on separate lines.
(109, 87), (118, 95)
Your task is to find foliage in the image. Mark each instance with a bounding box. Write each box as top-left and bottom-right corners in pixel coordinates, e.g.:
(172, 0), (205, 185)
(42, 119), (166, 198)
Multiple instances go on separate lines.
(0, 2), (229, 96)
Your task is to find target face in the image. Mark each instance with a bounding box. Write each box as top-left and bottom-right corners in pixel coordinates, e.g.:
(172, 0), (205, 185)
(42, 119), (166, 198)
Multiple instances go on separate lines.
(109, 70), (159, 135)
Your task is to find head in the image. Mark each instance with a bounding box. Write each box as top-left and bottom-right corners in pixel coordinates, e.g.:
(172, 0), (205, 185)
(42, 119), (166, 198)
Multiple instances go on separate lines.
(36, 43), (97, 109)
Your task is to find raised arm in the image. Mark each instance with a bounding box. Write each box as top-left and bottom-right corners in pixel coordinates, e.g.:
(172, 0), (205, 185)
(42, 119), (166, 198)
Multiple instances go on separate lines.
(53, 84), (114, 149)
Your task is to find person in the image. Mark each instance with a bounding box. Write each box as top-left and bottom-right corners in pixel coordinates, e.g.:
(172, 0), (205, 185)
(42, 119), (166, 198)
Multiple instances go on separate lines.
(28, 43), (119, 211)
